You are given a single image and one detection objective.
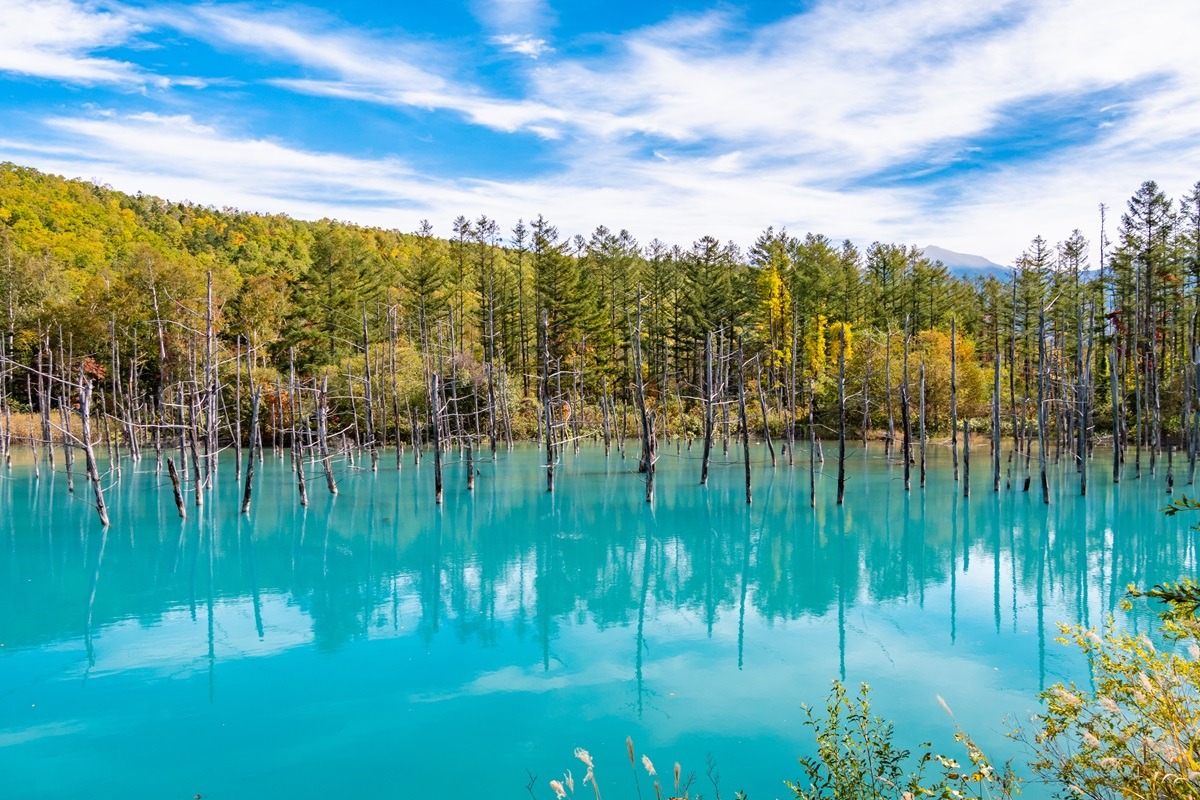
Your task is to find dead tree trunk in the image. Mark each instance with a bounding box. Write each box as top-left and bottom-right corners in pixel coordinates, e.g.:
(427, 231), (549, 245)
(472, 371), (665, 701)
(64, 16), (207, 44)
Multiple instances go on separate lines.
(1111, 344), (1121, 483)
(466, 421), (475, 492)
(1080, 305), (1094, 496)
(1037, 310), (1050, 505)
(950, 316), (959, 481)
(289, 352), (309, 506)
(963, 416), (971, 498)
(837, 321), (847, 505)
(318, 375), (337, 496)
(809, 379), (817, 509)
(701, 331), (715, 485)
(362, 310), (378, 472)
(187, 392), (203, 507)
(78, 373), (109, 527)
(167, 457), (186, 518)
(389, 308), (404, 470)
(1185, 335), (1195, 484)
(541, 310), (554, 494)
(633, 291), (656, 502)
(885, 328), (895, 458)
(601, 376), (612, 457)
(39, 334), (55, 472)
(737, 345), (752, 505)
(0, 329), (9, 471)
(235, 337), (243, 482)
(431, 373), (444, 504)
(919, 362), (927, 489)
(861, 332), (872, 448)
(992, 351), (1002, 492)
(790, 305), (799, 465)
(59, 398), (75, 493)
(241, 381), (261, 514)
(900, 325), (912, 492)
(756, 360), (776, 468)
(204, 271), (217, 490)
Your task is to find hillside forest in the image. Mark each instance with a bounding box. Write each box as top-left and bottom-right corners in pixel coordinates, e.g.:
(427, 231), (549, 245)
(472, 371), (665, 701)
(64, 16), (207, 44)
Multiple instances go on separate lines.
(2, 162), (1200, 515)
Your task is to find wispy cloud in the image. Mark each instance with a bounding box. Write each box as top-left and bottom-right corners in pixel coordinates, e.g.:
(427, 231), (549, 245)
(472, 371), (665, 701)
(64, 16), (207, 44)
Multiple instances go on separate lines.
(0, 0), (150, 85)
(491, 33), (551, 59)
(474, 0), (554, 57)
(37, 111), (424, 208)
(3, 0), (1200, 259)
(1, 109), (922, 247)
(148, 3), (569, 133)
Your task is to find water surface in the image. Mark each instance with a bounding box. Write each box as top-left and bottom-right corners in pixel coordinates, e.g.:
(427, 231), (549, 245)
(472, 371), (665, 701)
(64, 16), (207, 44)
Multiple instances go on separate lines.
(1, 444), (1196, 799)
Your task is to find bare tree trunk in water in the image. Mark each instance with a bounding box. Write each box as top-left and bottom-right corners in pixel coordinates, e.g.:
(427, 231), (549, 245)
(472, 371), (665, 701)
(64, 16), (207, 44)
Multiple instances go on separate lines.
(837, 322), (847, 505)
(950, 316), (959, 481)
(78, 373), (109, 527)
(737, 345), (752, 505)
(701, 331), (715, 485)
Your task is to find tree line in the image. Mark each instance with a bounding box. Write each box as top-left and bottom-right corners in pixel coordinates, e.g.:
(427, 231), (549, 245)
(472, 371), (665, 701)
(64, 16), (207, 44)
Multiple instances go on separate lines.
(3, 162), (1200, 517)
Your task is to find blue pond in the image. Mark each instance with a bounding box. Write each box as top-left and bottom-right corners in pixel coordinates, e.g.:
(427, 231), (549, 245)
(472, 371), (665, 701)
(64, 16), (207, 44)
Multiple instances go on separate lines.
(0, 443), (1196, 798)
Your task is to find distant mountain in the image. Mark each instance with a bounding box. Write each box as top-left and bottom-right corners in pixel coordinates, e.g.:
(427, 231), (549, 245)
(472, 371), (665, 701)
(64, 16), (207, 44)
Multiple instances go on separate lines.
(921, 245), (1010, 280)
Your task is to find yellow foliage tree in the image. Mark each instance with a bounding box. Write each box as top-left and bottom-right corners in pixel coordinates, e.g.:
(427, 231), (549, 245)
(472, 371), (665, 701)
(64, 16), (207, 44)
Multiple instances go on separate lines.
(803, 313), (828, 382)
(755, 257), (794, 374)
(827, 320), (853, 365)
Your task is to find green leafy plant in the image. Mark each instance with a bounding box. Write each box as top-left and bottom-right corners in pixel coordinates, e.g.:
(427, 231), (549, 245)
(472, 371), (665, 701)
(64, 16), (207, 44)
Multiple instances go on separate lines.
(1008, 497), (1200, 799)
(1014, 579), (1200, 800)
(786, 681), (1019, 800)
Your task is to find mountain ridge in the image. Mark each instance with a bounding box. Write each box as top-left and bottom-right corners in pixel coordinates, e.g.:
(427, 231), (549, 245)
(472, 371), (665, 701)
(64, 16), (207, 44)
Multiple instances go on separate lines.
(921, 245), (1010, 280)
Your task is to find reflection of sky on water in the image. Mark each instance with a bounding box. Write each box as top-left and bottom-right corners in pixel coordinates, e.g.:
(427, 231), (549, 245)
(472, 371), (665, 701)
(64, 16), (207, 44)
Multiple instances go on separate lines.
(0, 445), (1196, 799)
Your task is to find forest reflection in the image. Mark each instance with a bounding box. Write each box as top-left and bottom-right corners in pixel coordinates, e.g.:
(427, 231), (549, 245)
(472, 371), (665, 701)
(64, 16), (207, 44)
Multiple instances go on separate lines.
(2, 446), (1195, 689)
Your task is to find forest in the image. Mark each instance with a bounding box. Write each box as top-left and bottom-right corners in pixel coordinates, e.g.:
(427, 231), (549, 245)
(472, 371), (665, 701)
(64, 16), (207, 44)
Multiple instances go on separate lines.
(2, 162), (1200, 515)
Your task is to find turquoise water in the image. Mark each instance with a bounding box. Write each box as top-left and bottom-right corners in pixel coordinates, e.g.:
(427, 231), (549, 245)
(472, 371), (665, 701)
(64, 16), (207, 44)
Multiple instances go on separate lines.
(1, 443), (1197, 799)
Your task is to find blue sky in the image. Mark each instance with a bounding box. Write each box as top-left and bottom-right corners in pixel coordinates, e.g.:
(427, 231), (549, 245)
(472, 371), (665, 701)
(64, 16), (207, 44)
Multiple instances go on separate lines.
(1, 0), (1199, 263)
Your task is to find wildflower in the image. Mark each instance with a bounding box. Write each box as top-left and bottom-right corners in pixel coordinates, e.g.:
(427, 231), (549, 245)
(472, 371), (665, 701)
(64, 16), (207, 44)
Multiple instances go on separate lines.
(1098, 696), (1120, 714)
(642, 755), (656, 776)
(550, 779), (567, 799)
(574, 748), (594, 770)
(1053, 687), (1081, 706)
(1081, 731), (1100, 748)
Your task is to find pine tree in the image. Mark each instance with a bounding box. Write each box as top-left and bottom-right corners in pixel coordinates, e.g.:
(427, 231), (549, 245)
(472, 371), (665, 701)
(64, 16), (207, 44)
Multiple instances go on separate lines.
(288, 221), (382, 366)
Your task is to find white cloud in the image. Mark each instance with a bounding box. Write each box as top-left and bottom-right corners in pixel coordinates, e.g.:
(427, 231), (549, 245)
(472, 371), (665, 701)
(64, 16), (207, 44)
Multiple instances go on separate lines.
(529, 0), (1200, 165)
(0, 0), (149, 84)
(5, 0), (1200, 259)
(491, 33), (551, 59)
(150, 4), (571, 134)
(35, 112), (423, 208)
(511, 0), (1200, 254)
(0, 109), (923, 249)
(124, 111), (214, 134)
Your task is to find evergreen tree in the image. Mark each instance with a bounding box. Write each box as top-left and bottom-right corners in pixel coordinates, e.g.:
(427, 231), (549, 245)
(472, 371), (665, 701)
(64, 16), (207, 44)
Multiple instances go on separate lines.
(399, 220), (450, 351)
(288, 221), (382, 366)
